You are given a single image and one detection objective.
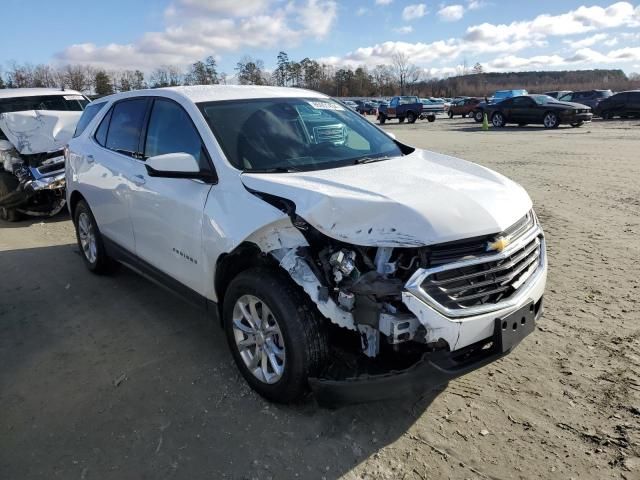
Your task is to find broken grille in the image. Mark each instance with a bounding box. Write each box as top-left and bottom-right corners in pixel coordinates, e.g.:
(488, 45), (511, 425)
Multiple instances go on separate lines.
(420, 235), (542, 310)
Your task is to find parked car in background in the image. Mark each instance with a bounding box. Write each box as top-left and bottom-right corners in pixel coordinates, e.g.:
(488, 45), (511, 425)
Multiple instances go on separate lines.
(377, 96), (424, 124)
(355, 100), (378, 115)
(558, 90), (612, 111)
(420, 98), (445, 115)
(544, 90), (572, 99)
(0, 88), (89, 221)
(485, 94), (592, 129)
(66, 85), (547, 404)
(448, 97), (481, 118)
(595, 90), (640, 119)
(472, 90), (528, 122)
(342, 100), (358, 110)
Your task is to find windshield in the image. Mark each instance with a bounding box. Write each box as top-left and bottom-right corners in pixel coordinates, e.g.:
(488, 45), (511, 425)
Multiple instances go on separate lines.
(199, 97), (403, 172)
(531, 95), (557, 105)
(0, 94), (88, 114)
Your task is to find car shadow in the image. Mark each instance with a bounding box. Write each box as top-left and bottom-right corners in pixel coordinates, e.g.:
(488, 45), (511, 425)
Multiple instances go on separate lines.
(0, 244), (444, 479)
(0, 209), (70, 229)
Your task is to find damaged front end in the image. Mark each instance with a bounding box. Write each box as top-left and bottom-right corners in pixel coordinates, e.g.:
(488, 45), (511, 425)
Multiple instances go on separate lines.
(254, 192), (546, 405)
(0, 110), (79, 220)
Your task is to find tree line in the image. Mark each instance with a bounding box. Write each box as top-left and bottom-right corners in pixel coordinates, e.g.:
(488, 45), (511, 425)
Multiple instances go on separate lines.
(1, 52), (638, 98)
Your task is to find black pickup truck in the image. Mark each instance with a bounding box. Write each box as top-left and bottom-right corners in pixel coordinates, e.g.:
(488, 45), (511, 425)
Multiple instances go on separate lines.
(378, 96), (432, 124)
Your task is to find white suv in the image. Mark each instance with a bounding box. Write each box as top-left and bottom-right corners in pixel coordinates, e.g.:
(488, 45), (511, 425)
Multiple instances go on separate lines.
(66, 86), (547, 404)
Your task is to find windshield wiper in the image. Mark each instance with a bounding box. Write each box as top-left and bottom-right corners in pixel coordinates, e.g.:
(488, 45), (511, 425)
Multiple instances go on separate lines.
(246, 166), (301, 173)
(353, 155), (392, 165)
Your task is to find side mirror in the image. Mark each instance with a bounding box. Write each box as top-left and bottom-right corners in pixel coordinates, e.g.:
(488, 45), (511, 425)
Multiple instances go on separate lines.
(145, 152), (216, 182)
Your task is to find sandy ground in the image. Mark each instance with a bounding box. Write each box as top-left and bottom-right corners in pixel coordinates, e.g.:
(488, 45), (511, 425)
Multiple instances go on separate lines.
(1, 117), (639, 480)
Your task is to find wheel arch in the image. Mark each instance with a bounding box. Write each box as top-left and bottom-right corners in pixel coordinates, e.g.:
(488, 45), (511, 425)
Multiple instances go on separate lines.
(68, 190), (87, 219)
(214, 241), (280, 324)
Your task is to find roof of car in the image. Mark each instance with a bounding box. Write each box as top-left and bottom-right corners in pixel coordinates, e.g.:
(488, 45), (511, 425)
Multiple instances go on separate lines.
(163, 85), (328, 103)
(0, 88), (84, 99)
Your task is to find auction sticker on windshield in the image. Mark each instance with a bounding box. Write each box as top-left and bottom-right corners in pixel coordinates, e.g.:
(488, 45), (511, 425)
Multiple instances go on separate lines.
(307, 101), (345, 111)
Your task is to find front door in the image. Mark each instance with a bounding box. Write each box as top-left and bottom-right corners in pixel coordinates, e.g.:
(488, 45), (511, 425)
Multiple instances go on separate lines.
(126, 98), (214, 296)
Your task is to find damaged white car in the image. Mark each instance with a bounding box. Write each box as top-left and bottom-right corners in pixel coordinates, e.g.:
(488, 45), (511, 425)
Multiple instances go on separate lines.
(0, 88), (89, 221)
(66, 86), (547, 404)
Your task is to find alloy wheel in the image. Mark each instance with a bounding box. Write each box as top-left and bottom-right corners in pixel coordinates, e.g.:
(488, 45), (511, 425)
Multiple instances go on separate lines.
(544, 113), (557, 128)
(232, 294), (286, 384)
(77, 212), (97, 264)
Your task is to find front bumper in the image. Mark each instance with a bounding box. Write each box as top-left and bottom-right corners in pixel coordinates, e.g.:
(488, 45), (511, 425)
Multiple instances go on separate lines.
(562, 112), (593, 123)
(310, 296), (543, 406)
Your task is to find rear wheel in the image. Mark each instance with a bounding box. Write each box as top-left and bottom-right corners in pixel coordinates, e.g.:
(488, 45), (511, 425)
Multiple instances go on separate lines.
(378, 114), (386, 125)
(448, 110), (454, 118)
(427, 115), (436, 122)
(73, 200), (111, 273)
(398, 116), (405, 123)
(223, 268), (328, 403)
(491, 112), (505, 127)
(0, 172), (21, 222)
(473, 110), (484, 122)
(407, 111), (416, 124)
(571, 121), (584, 128)
(543, 112), (559, 129)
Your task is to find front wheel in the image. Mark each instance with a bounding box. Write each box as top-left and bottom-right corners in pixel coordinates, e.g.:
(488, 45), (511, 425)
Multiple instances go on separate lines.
(491, 112), (505, 127)
(398, 116), (405, 123)
(378, 114), (386, 125)
(448, 110), (454, 118)
(223, 268), (328, 403)
(543, 112), (559, 129)
(73, 200), (111, 273)
(473, 110), (484, 122)
(0, 172), (21, 222)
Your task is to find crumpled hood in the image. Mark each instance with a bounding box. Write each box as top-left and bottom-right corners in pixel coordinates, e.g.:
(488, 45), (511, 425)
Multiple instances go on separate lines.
(241, 150), (533, 247)
(0, 110), (82, 155)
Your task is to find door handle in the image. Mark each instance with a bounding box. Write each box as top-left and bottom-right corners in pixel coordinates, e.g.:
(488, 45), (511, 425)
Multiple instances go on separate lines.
(86, 154), (95, 164)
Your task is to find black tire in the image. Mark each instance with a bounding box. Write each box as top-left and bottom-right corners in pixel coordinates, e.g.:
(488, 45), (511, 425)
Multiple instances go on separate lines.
(473, 110), (484, 122)
(223, 267), (329, 403)
(407, 111), (416, 124)
(543, 111), (559, 129)
(0, 172), (21, 222)
(378, 114), (386, 125)
(73, 200), (111, 274)
(427, 115), (436, 123)
(461, 113), (467, 118)
(398, 116), (405, 123)
(491, 111), (505, 127)
(571, 122), (584, 128)
(448, 110), (454, 118)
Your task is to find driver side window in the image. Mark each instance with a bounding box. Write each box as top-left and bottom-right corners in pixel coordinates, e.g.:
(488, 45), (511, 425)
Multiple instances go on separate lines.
(144, 99), (208, 170)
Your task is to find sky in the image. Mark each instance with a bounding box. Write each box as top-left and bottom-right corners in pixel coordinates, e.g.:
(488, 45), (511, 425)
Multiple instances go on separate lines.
(1, 0), (640, 78)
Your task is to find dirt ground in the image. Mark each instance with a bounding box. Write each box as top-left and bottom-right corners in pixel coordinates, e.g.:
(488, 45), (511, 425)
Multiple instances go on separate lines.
(1, 117), (639, 480)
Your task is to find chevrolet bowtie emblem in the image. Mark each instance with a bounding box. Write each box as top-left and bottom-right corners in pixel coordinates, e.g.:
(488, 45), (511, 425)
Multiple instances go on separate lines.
(487, 236), (510, 252)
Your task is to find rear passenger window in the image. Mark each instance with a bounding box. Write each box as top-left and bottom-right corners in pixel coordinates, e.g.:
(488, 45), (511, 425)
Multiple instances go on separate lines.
(105, 99), (148, 157)
(94, 107), (113, 147)
(73, 101), (106, 138)
(143, 99), (208, 169)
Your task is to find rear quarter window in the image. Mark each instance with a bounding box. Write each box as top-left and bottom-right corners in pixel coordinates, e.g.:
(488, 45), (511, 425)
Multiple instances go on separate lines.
(73, 102), (107, 138)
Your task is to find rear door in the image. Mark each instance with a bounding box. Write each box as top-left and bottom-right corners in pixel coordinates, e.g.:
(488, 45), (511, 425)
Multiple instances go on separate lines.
(73, 98), (149, 251)
(126, 98), (215, 296)
(628, 92), (640, 115)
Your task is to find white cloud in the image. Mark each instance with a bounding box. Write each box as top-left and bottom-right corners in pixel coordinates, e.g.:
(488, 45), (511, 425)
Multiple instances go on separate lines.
(356, 7), (369, 16)
(467, 0), (484, 10)
(375, 0), (393, 5)
(438, 5), (465, 22)
(465, 2), (639, 44)
(55, 0), (337, 70)
(393, 26), (414, 34)
(402, 4), (427, 21)
(563, 33), (609, 49)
